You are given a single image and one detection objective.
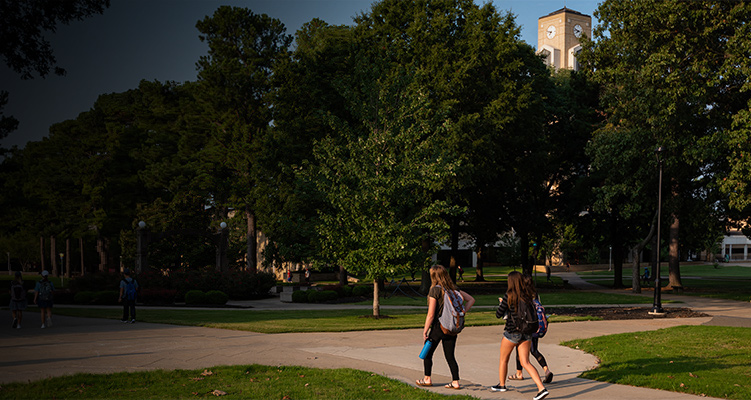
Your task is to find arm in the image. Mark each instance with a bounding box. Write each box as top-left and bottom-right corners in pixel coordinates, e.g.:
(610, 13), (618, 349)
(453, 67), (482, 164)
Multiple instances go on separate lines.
(496, 296), (509, 319)
(423, 296), (437, 340)
(118, 280), (124, 303)
(460, 290), (475, 313)
(33, 282), (38, 304)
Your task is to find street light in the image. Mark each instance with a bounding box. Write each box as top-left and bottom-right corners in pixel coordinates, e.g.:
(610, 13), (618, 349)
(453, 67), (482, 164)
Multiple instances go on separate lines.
(136, 221), (147, 274)
(609, 246), (612, 271)
(59, 253), (64, 288)
(650, 146), (666, 315)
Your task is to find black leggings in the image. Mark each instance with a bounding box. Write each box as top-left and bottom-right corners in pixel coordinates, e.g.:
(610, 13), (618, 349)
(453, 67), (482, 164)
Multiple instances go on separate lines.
(424, 326), (460, 380)
(515, 336), (548, 371)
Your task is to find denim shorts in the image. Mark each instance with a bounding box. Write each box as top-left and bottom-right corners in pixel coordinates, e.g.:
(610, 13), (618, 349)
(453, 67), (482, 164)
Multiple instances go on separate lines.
(504, 331), (533, 344)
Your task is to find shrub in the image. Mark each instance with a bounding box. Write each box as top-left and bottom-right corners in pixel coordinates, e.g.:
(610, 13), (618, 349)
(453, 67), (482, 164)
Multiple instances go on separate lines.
(93, 290), (119, 305)
(307, 289), (320, 303)
(205, 290), (228, 305)
(70, 272), (121, 292)
(291, 290), (308, 303)
(184, 290), (207, 305)
(352, 285), (371, 297)
(316, 290), (338, 303)
(341, 285), (353, 297)
(74, 291), (96, 304)
(139, 288), (177, 305)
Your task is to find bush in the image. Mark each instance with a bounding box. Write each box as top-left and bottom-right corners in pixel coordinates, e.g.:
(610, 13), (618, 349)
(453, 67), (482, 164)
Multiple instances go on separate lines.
(93, 290), (119, 305)
(184, 290), (207, 305)
(352, 285), (371, 297)
(317, 290), (338, 303)
(205, 290), (228, 305)
(341, 285), (353, 297)
(74, 291), (96, 304)
(70, 272), (121, 292)
(307, 290), (320, 303)
(291, 290), (308, 303)
(139, 288), (177, 305)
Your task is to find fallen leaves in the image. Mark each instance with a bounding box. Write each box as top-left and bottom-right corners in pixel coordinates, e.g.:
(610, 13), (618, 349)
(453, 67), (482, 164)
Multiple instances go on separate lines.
(212, 390), (227, 396)
(201, 370), (214, 376)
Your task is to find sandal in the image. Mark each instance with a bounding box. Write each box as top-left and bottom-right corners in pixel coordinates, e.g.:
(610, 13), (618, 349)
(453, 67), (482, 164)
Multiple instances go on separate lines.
(445, 384), (461, 390)
(508, 374), (525, 381)
(544, 371), (554, 384)
(416, 379), (432, 387)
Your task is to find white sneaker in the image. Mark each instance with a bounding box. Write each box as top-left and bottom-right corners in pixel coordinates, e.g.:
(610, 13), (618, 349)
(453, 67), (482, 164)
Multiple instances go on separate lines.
(41, 324), (46, 329)
(45, 317), (52, 327)
(16, 324), (21, 329)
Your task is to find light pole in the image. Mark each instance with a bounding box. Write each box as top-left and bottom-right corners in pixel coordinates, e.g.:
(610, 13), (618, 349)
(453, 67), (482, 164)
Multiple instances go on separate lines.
(609, 246), (612, 271)
(650, 146), (665, 315)
(7, 252), (10, 275)
(136, 221), (147, 274)
(59, 253), (64, 288)
(216, 222), (228, 272)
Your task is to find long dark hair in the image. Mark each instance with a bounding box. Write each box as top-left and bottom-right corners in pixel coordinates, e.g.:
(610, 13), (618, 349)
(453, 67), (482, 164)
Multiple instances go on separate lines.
(506, 271), (533, 312)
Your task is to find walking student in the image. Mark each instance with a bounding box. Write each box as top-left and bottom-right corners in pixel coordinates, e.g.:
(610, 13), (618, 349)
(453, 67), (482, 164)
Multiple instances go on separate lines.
(493, 271), (549, 400)
(10, 271), (28, 329)
(509, 275), (554, 384)
(34, 270), (55, 329)
(416, 265), (475, 390)
(119, 268), (139, 323)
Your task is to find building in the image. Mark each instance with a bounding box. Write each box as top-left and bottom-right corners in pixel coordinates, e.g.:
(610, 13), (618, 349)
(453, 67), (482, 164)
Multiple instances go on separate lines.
(537, 7), (592, 70)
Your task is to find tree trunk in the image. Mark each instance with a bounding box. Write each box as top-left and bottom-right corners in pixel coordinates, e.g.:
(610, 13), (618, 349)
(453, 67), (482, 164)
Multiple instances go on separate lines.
(611, 213), (625, 289)
(520, 232), (531, 275)
(338, 265), (348, 286)
(668, 213), (683, 291)
(449, 217), (458, 282)
(475, 246), (485, 281)
(97, 237), (107, 272)
(79, 238), (85, 276)
(631, 210), (658, 293)
(40, 237), (45, 272)
(65, 238), (71, 278)
(372, 278), (381, 317)
(50, 236), (57, 277)
(246, 207), (257, 273)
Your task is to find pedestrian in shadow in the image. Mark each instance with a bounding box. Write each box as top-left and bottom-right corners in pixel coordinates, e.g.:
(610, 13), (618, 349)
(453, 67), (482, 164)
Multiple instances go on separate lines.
(34, 270), (54, 328)
(10, 271), (27, 329)
(119, 269), (139, 323)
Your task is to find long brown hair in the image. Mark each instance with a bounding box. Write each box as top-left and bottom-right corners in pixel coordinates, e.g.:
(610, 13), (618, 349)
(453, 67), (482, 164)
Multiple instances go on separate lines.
(430, 265), (457, 292)
(506, 271), (533, 312)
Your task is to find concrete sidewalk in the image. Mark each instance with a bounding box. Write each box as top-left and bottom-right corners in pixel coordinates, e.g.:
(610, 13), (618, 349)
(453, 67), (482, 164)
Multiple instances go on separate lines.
(3, 273), (749, 400)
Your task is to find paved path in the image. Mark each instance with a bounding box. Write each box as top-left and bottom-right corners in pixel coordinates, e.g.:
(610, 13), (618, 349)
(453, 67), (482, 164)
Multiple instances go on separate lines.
(3, 272), (749, 400)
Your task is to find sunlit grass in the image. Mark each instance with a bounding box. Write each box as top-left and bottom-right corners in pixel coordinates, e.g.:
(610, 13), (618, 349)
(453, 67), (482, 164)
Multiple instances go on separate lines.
(562, 325), (751, 400)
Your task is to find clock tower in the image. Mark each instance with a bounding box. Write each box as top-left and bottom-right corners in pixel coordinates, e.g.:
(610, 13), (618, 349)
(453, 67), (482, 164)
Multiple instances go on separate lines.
(537, 7), (591, 70)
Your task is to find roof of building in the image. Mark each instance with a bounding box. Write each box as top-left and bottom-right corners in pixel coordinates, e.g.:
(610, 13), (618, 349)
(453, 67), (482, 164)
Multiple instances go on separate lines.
(539, 7), (590, 19)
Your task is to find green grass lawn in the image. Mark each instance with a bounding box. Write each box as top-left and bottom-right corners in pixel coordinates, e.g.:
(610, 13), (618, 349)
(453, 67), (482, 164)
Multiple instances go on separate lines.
(53, 307), (592, 333)
(562, 325), (751, 400)
(576, 264), (751, 301)
(0, 364), (479, 400)
(365, 291), (667, 307)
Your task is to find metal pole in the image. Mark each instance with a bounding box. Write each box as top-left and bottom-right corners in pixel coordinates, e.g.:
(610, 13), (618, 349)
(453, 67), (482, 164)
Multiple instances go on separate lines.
(7, 252), (10, 275)
(59, 253), (64, 288)
(651, 147), (665, 314)
(609, 246), (612, 271)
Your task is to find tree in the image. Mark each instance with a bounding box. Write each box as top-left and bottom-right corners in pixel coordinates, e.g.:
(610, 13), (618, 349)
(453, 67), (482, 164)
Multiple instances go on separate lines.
(311, 72), (461, 317)
(194, 6), (292, 272)
(581, 0), (751, 290)
(0, 0), (110, 79)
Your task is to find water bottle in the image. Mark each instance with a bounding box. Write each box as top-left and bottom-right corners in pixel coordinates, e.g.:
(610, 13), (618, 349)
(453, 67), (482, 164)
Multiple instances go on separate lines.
(419, 339), (433, 359)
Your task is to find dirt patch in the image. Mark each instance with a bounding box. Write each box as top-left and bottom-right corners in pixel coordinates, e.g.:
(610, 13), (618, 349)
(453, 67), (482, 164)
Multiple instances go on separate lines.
(547, 307), (708, 320)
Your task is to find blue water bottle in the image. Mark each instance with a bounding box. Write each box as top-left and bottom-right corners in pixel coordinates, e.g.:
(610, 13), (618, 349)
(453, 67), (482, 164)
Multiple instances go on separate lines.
(419, 339), (433, 359)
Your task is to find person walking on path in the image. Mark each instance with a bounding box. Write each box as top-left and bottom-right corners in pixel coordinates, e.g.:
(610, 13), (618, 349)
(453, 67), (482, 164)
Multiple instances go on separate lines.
(416, 265), (475, 390)
(493, 271), (549, 400)
(509, 275), (554, 384)
(119, 269), (139, 323)
(9, 271), (27, 329)
(34, 270), (54, 328)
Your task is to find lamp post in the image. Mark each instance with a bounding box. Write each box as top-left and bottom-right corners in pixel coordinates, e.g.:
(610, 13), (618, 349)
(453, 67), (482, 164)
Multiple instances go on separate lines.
(216, 222), (228, 272)
(7, 252), (10, 275)
(650, 146), (665, 315)
(609, 246), (612, 271)
(136, 221), (147, 274)
(59, 253), (64, 288)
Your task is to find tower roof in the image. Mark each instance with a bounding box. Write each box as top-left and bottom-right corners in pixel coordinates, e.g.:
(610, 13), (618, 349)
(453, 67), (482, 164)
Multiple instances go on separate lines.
(539, 7), (590, 19)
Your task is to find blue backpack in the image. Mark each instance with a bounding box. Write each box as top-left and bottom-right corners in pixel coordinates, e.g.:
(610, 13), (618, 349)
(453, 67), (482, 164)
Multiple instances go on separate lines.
(532, 298), (548, 338)
(124, 278), (138, 300)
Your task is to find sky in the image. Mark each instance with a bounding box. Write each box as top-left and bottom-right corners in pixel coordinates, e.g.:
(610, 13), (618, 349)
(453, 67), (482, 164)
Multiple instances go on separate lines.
(0, 0), (600, 149)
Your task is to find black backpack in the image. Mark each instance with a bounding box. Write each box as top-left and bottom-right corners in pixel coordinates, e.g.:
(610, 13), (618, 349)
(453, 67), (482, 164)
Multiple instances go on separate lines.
(512, 299), (539, 335)
(11, 281), (25, 301)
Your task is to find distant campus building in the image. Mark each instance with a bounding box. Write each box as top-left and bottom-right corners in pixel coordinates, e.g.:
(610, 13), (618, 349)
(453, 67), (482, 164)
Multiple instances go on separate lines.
(537, 7), (591, 71)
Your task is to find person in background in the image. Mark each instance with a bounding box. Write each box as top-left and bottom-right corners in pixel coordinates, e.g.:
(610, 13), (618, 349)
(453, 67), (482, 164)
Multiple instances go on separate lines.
(119, 268), (139, 323)
(508, 274), (554, 384)
(34, 270), (55, 329)
(10, 271), (27, 329)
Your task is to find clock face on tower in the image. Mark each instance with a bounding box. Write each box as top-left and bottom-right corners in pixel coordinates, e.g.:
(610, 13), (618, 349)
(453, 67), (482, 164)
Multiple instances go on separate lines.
(574, 24), (583, 38)
(547, 25), (556, 39)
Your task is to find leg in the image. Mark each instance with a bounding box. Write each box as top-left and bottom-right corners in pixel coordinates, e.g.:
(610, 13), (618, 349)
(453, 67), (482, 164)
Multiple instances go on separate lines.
(517, 340), (546, 392)
(421, 330), (442, 385)
(511, 347), (524, 379)
(498, 337), (517, 387)
(530, 337), (553, 382)
(122, 302), (129, 321)
(440, 332), (460, 386)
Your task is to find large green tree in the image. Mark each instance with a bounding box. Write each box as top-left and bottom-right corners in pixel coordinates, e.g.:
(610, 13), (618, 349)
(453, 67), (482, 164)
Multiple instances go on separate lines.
(581, 0), (751, 290)
(194, 6), (292, 272)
